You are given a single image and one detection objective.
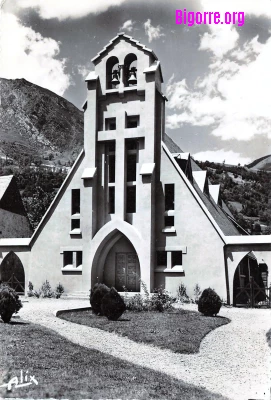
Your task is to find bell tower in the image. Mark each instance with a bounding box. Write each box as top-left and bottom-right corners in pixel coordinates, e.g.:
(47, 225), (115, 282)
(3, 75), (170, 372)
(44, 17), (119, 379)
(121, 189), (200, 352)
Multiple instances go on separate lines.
(83, 33), (166, 291)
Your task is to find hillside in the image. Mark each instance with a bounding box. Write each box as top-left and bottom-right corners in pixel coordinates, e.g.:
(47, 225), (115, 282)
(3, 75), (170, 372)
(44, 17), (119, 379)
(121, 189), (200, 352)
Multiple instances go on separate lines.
(197, 160), (271, 234)
(0, 78), (84, 166)
(247, 155), (271, 172)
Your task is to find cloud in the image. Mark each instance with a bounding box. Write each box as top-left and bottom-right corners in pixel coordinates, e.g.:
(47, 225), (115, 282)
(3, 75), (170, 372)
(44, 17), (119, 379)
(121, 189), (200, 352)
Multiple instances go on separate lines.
(193, 150), (251, 166)
(199, 26), (239, 58)
(77, 65), (90, 79)
(120, 20), (134, 32)
(198, 0), (271, 59)
(200, 0), (271, 19)
(0, 12), (70, 96)
(16, 0), (127, 20)
(166, 27), (271, 142)
(144, 19), (165, 42)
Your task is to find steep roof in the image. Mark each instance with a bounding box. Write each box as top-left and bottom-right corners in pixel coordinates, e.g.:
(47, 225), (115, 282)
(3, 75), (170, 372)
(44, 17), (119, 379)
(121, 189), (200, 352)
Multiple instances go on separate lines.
(164, 133), (201, 171)
(164, 134), (241, 236)
(193, 182), (240, 236)
(91, 33), (158, 63)
(164, 133), (184, 153)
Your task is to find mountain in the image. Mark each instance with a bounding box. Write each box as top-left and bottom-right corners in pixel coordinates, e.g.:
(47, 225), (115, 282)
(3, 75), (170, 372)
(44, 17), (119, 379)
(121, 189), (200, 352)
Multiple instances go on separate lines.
(247, 155), (271, 172)
(0, 78), (84, 166)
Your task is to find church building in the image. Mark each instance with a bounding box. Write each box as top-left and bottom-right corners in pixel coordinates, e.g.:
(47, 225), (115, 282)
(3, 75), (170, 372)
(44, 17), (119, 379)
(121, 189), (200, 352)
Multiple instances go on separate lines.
(0, 34), (270, 304)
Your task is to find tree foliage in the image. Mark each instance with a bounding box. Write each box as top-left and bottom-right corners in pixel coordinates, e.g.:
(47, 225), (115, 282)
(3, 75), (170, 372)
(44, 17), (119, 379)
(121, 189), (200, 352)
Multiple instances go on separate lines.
(197, 161), (271, 233)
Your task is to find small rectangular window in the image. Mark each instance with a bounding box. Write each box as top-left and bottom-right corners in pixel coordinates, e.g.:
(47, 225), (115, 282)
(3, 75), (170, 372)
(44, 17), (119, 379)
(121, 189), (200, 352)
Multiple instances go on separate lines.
(157, 251), (167, 266)
(126, 186), (136, 213)
(172, 251), (182, 267)
(165, 184), (174, 211)
(63, 251), (82, 269)
(105, 118), (116, 130)
(126, 115), (139, 128)
(109, 187), (115, 214)
(71, 219), (80, 230)
(72, 189), (80, 215)
(164, 216), (174, 227)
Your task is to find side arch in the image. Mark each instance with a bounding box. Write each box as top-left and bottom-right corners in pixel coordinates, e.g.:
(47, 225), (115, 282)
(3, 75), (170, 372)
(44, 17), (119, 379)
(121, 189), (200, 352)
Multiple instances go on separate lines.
(233, 252), (266, 306)
(0, 251), (25, 293)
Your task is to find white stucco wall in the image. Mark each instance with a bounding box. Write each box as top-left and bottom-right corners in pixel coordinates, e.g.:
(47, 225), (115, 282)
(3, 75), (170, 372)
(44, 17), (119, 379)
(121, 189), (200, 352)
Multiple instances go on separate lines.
(155, 148), (227, 300)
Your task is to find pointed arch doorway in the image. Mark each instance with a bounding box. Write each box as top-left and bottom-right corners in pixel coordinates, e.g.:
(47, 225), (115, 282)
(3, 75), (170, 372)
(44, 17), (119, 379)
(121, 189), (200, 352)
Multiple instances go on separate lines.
(0, 252), (25, 294)
(92, 231), (141, 292)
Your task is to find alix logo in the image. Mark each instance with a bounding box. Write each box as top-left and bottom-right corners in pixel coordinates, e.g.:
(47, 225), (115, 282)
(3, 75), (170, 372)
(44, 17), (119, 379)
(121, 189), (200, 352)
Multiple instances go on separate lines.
(0, 370), (38, 391)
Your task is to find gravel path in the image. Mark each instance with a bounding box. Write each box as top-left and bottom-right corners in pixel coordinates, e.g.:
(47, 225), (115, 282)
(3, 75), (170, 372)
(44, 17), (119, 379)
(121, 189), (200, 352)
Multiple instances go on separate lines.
(18, 298), (271, 400)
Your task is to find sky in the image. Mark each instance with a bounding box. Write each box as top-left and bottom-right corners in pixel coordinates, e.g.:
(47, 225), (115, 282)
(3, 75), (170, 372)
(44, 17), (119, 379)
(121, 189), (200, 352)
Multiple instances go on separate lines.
(1, 0), (271, 165)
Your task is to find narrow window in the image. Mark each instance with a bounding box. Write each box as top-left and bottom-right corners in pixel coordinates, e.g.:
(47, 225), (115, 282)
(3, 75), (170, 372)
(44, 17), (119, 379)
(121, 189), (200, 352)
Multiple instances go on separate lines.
(157, 251), (167, 266)
(72, 189), (80, 215)
(105, 117), (116, 131)
(164, 216), (174, 227)
(126, 115), (139, 128)
(109, 187), (115, 214)
(165, 184), (174, 211)
(77, 251), (83, 268)
(109, 154), (115, 183)
(107, 142), (115, 214)
(172, 251), (182, 267)
(126, 186), (136, 213)
(127, 154), (137, 182)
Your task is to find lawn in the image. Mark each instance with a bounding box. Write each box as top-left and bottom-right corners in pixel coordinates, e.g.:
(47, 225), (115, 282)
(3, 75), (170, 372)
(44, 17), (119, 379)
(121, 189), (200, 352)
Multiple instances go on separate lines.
(59, 308), (230, 354)
(0, 318), (228, 400)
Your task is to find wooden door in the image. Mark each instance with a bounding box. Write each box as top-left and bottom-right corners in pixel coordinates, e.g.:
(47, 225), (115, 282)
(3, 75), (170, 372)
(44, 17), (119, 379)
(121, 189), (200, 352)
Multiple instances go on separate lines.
(116, 252), (137, 291)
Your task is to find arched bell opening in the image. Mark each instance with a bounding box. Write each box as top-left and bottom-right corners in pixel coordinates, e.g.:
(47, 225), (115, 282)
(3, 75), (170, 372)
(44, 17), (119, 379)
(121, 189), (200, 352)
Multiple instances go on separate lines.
(124, 53), (137, 87)
(106, 56), (120, 89)
(0, 252), (25, 294)
(233, 252), (266, 306)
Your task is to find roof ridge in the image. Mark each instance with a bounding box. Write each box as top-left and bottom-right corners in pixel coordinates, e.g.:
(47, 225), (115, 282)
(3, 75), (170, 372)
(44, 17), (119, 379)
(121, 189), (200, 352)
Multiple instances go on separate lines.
(91, 33), (158, 63)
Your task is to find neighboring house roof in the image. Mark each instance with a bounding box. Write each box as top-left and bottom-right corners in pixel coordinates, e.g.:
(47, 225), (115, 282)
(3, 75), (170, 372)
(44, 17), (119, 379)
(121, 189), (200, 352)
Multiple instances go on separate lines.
(91, 32), (158, 63)
(0, 175), (13, 201)
(0, 175), (33, 237)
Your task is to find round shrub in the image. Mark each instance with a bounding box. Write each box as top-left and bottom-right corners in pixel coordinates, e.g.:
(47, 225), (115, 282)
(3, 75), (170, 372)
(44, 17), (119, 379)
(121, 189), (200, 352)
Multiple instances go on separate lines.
(198, 288), (222, 317)
(101, 287), (126, 320)
(90, 283), (110, 315)
(0, 284), (23, 323)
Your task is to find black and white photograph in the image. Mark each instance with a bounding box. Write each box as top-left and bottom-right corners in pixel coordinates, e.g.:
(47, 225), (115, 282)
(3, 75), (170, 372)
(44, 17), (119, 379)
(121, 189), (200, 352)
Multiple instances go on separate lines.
(0, 1), (270, 399)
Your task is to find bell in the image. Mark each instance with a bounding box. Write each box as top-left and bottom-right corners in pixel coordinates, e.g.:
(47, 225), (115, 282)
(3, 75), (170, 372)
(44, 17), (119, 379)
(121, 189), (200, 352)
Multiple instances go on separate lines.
(128, 71), (137, 85)
(111, 70), (120, 85)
